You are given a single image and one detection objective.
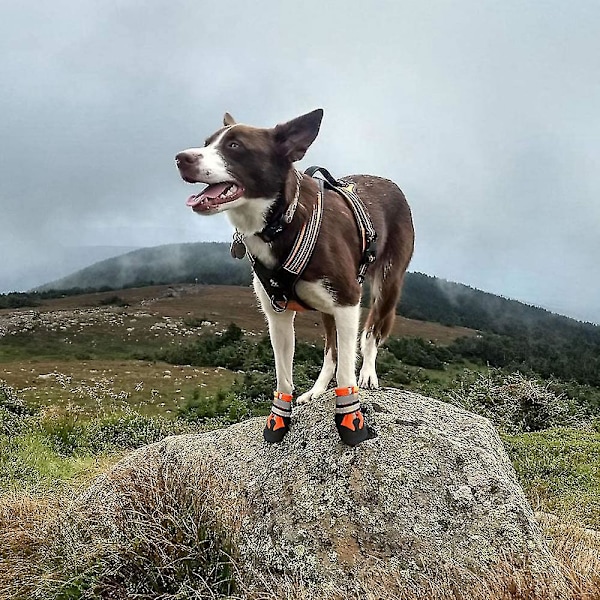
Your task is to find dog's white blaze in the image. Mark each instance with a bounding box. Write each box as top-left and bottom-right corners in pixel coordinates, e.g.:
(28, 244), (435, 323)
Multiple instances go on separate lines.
(332, 304), (360, 389)
(180, 145), (230, 183)
(253, 275), (295, 394)
(182, 125), (238, 184)
(359, 329), (379, 389)
(202, 125), (236, 180)
(296, 347), (336, 404)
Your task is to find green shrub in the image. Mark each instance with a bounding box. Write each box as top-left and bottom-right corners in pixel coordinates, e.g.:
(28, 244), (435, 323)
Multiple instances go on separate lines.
(85, 413), (189, 453)
(39, 413), (84, 456)
(385, 337), (452, 370)
(0, 382), (35, 437)
(0, 382), (35, 417)
(98, 295), (129, 307)
(448, 369), (583, 433)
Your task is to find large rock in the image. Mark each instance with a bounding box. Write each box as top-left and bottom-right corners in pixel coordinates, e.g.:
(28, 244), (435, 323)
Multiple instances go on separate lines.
(71, 389), (558, 597)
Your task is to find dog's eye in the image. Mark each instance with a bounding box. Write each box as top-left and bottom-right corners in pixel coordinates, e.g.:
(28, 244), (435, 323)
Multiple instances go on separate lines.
(228, 141), (240, 149)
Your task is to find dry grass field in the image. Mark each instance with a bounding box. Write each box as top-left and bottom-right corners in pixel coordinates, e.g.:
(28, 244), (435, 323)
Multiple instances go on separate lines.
(26, 283), (477, 344)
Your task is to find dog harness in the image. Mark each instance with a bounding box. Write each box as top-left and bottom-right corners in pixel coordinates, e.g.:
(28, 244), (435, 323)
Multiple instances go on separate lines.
(304, 166), (378, 285)
(232, 167), (377, 312)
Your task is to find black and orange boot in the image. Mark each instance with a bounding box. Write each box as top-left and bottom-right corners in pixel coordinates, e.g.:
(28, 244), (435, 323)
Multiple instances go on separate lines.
(263, 391), (292, 443)
(334, 386), (375, 446)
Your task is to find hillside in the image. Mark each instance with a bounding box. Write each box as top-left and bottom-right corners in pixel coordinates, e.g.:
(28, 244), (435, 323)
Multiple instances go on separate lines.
(33, 243), (600, 378)
(37, 242), (252, 291)
(24, 241), (600, 387)
(37, 242), (599, 335)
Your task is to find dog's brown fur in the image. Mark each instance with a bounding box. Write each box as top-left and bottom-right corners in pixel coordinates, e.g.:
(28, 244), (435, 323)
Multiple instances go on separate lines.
(274, 170), (414, 361)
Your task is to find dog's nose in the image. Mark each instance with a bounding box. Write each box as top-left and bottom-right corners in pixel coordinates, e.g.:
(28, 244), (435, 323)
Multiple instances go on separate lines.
(175, 151), (200, 166)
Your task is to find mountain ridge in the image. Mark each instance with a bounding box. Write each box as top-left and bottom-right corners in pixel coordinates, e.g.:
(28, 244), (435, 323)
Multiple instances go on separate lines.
(35, 241), (599, 333)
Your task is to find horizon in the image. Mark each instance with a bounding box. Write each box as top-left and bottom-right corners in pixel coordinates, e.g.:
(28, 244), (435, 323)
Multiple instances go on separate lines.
(2, 240), (598, 328)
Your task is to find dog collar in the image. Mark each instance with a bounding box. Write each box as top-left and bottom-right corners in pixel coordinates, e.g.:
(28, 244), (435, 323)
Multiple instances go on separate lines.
(257, 169), (302, 243)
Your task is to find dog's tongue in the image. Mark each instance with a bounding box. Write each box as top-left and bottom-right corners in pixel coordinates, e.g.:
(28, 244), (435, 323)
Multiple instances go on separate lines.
(186, 182), (230, 207)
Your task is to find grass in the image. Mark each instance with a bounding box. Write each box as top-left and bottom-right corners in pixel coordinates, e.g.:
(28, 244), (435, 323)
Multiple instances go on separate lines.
(1, 465), (599, 600)
(2, 386), (599, 598)
(503, 427), (600, 528)
(1, 359), (235, 418)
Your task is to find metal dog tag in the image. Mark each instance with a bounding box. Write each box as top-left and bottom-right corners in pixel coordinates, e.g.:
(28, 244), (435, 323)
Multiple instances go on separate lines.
(231, 241), (246, 259)
(230, 231), (246, 259)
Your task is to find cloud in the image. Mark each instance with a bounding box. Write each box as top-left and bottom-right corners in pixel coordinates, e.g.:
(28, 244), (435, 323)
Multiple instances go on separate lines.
(0, 0), (599, 322)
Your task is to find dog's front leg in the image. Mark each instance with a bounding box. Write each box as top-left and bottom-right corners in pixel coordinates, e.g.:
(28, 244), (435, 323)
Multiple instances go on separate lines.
(332, 304), (374, 446)
(254, 276), (295, 442)
(332, 304), (360, 390)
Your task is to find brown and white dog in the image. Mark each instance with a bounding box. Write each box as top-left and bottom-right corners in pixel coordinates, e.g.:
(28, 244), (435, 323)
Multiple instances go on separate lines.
(176, 109), (414, 445)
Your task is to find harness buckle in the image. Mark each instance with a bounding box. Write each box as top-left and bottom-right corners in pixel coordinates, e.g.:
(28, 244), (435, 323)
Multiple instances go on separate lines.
(357, 234), (378, 284)
(270, 295), (288, 313)
(365, 235), (377, 263)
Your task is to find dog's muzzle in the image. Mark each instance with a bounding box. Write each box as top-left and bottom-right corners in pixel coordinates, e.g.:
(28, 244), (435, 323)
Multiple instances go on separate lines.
(175, 151), (201, 182)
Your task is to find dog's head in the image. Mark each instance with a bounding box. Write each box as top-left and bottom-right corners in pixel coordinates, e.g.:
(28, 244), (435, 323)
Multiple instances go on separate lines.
(176, 109), (323, 214)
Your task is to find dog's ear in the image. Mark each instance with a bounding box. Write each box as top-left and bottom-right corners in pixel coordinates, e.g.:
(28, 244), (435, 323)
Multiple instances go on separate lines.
(223, 112), (236, 126)
(273, 109), (324, 162)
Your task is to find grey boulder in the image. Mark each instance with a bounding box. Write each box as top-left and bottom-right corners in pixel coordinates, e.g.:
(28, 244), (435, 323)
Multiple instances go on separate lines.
(73, 388), (557, 597)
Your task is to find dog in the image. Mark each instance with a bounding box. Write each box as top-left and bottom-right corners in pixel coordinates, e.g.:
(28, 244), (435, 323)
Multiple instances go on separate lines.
(176, 109), (414, 446)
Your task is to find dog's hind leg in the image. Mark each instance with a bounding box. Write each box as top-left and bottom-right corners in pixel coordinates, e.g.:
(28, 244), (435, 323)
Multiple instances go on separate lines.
(359, 265), (405, 388)
(296, 313), (337, 405)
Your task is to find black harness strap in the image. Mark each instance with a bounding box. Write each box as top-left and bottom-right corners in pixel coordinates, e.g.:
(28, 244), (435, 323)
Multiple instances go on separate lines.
(304, 166), (377, 284)
(249, 179), (324, 312)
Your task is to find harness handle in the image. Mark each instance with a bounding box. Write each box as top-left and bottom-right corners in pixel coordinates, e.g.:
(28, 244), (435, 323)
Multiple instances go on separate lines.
(303, 166), (340, 188)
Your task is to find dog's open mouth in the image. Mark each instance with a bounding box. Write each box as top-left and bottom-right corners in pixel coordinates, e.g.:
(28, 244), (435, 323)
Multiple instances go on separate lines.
(186, 182), (245, 212)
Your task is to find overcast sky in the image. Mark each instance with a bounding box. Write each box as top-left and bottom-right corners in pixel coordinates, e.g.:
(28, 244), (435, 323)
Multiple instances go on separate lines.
(1, 0), (599, 323)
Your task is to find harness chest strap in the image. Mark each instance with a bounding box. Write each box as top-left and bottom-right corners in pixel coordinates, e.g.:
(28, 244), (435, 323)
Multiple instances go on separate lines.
(249, 178), (324, 312)
(230, 170), (303, 259)
(235, 166), (377, 312)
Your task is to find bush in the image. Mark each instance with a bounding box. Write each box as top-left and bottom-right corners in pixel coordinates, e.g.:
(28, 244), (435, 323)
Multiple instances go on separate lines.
(0, 382), (35, 437)
(85, 413), (190, 453)
(38, 412), (84, 456)
(448, 369), (582, 433)
(98, 295), (129, 307)
(0, 382), (35, 417)
(385, 337), (452, 370)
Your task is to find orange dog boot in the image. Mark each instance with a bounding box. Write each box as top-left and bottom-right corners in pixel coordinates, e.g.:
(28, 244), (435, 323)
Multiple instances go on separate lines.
(263, 391), (292, 443)
(334, 386), (376, 446)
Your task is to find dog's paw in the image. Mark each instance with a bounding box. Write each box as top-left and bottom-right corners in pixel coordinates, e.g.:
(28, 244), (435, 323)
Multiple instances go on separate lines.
(358, 369), (379, 389)
(296, 387), (324, 405)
